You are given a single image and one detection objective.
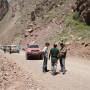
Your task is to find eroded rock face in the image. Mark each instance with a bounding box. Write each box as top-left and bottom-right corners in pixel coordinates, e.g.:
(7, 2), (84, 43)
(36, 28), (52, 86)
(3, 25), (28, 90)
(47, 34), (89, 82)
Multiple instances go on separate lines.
(31, 0), (64, 21)
(74, 0), (90, 25)
(0, 0), (9, 20)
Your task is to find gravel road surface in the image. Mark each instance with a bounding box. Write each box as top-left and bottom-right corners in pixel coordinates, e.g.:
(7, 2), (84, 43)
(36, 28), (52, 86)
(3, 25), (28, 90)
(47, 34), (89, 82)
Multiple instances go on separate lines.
(5, 51), (90, 90)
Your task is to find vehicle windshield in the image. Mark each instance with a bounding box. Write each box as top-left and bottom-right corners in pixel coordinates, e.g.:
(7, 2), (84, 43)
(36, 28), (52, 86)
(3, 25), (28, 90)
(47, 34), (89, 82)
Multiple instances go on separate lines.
(28, 45), (39, 48)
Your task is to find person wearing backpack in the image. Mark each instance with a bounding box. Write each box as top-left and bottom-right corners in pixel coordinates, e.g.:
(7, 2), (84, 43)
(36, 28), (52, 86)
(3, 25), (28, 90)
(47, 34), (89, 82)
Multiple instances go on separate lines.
(49, 44), (59, 75)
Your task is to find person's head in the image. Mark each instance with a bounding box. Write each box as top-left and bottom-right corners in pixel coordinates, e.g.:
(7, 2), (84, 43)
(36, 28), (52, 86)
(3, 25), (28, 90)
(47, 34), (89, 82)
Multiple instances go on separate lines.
(54, 43), (57, 48)
(45, 42), (50, 47)
(60, 42), (65, 48)
(59, 40), (65, 47)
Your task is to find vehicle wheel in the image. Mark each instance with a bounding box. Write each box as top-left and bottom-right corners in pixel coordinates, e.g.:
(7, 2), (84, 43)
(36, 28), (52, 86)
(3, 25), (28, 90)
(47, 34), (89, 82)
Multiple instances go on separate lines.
(26, 55), (29, 60)
(9, 52), (12, 54)
(40, 55), (43, 60)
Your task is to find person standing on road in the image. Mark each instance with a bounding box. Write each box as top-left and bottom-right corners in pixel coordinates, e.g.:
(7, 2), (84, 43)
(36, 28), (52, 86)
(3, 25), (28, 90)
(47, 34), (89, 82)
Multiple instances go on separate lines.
(42, 42), (50, 72)
(59, 41), (67, 74)
(49, 44), (59, 75)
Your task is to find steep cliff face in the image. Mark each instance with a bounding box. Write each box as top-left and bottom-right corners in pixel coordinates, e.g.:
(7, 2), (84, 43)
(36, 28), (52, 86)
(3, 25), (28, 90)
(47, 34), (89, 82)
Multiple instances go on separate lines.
(0, 0), (9, 20)
(74, 0), (90, 25)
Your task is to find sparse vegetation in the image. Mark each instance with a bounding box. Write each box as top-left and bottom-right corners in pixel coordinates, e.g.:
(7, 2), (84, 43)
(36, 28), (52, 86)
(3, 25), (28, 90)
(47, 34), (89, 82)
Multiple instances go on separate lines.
(0, 0), (90, 47)
(55, 12), (90, 43)
(74, 0), (90, 25)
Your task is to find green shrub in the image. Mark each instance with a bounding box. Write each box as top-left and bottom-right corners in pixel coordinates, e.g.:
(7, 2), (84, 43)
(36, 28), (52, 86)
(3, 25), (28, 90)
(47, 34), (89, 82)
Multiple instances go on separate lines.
(73, 11), (80, 20)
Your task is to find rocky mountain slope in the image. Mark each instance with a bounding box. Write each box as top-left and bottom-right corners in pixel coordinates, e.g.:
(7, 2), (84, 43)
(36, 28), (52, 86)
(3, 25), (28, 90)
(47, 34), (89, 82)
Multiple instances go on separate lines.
(0, 0), (90, 43)
(0, 0), (90, 58)
(0, 0), (8, 20)
(74, 0), (90, 25)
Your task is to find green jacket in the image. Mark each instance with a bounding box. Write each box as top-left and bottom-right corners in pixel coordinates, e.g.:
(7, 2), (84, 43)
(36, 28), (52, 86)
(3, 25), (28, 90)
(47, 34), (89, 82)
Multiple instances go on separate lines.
(50, 48), (59, 59)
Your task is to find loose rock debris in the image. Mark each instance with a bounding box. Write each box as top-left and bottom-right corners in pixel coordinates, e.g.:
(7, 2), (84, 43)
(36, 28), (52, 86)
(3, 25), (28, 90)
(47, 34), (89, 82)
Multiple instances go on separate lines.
(0, 52), (42, 90)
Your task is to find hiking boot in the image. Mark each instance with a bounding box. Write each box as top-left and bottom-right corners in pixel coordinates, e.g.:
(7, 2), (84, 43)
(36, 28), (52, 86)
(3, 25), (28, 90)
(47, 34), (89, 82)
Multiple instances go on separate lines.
(43, 69), (48, 73)
(43, 69), (46, 73)
(62, 70), (67, 75)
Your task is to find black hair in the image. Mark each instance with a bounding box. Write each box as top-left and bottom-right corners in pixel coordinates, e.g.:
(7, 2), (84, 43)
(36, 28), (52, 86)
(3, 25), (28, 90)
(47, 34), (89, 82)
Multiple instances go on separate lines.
(54, 44), (57, 48)
(60, 43), (65, 47)
(45, 42), (50, 46)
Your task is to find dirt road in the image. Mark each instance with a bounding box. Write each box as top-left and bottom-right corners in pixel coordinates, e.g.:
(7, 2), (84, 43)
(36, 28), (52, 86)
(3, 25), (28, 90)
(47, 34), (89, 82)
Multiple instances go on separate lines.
(6, 51), (90, 90)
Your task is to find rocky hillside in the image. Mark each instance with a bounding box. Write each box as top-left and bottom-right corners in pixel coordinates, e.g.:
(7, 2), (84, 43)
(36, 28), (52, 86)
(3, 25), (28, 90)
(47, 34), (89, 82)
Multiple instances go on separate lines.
(0, 0), (68, 44)
(0, 0), (8, 20)
(0, 0), (90, 45)
(74, 0), (90, 25)
(31, 0), (64, 21)
(0, 52), (42, 90)
(0, 0), (90, 58)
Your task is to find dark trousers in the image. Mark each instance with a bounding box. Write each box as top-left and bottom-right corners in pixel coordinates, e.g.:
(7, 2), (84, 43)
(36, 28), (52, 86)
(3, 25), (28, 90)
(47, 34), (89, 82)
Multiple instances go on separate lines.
(43, 56), (48, 72)
(59, 57), (65, 72)
(51, 58), (58, 75)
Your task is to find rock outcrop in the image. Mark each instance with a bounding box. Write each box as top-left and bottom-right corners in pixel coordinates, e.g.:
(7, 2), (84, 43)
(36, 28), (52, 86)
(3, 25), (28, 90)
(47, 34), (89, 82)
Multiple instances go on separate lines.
(0, 0), (9, 20)
(31, 0), (64, 21)
(74, 0), (90, 25)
